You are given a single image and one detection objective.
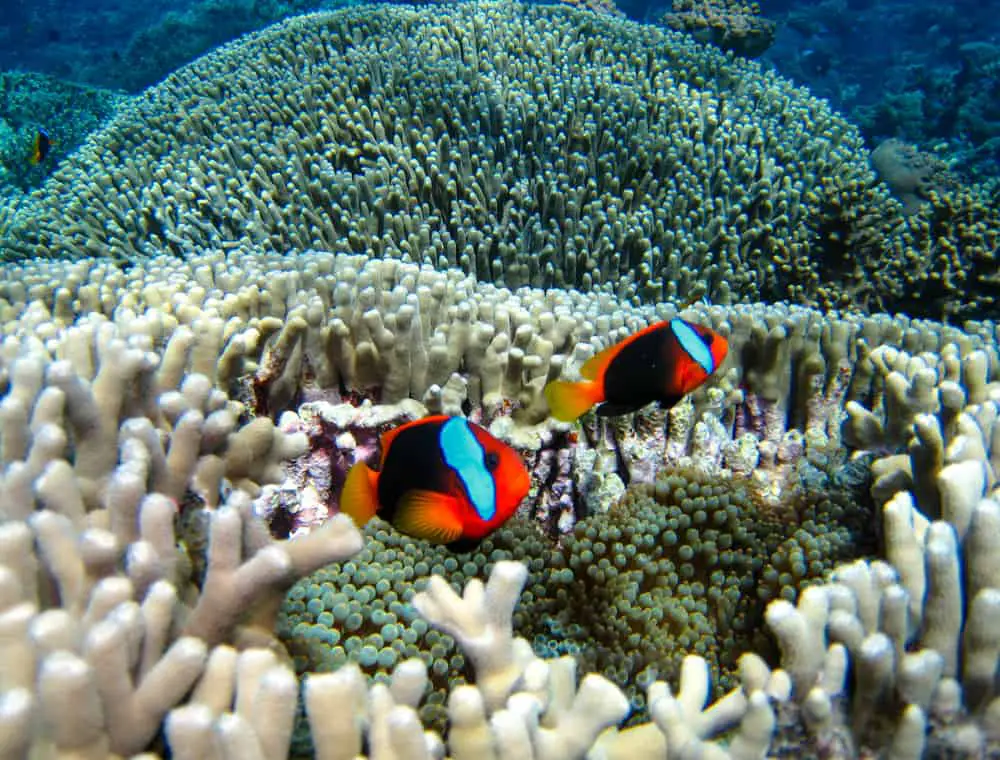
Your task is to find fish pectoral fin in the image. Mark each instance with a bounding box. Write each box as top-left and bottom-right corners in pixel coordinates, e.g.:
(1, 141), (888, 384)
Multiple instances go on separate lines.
(395, 490), (464, 544)
(340, 462), (380, 526)
(595, 400), (650, 417)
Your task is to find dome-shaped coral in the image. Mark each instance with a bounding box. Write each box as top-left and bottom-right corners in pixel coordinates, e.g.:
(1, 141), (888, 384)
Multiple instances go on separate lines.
(3, 1), (911, 312)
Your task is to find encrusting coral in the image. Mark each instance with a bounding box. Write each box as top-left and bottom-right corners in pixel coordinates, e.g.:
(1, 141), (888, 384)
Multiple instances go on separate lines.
(4, 2), (996, 318)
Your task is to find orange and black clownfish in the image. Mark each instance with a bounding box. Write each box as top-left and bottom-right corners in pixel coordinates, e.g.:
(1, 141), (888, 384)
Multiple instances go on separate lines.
(339, 415), (530, 552)
(544, 317), (729, 422)
(30, 128), (52, 165)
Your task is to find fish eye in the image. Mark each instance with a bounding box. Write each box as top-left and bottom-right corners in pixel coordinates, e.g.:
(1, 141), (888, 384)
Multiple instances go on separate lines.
(484, 451), (500, 471)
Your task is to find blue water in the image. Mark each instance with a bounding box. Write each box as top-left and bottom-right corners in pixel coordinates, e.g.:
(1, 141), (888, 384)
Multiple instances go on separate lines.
(1, 0), (346, 90)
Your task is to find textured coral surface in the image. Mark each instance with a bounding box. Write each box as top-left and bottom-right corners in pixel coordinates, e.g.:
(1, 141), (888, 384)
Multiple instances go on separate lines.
(1, 3), (1000, 758)
(0, 239), (993, 757)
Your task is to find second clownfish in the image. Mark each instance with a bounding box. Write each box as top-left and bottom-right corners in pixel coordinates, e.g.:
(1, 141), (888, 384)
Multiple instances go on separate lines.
(29, 128), (52, 165)
(544, 317), (728, 422)
(339, 415), (530, 551)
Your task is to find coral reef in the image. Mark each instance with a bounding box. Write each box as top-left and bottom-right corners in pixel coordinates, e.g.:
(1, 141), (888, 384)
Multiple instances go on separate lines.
(2, 1), (950, 317)
(0, 5), (997, 751)
(0, 243), (994, 529)
(515, 463), (872, 713)
(281, 458), (873, 731)
(4, 3), (992, 319)
(0, 319), (366, 756)
(0, 0), (344, 94)
(557, 0), (626, 19)
(0, 228), (995, 755)
(108, 0), (348, 93)
(765, 0), (1000, 181)
(660, 0), (776, 58)
(870, 138), (955, 216)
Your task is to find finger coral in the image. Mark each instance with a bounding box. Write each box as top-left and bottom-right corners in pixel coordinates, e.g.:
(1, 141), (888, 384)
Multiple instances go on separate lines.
(0, 240), (996, 757)
(0, 334), (366, 756)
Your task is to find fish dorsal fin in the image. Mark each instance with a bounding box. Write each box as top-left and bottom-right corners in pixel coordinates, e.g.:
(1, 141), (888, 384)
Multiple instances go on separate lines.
(581, 321), (669, 380)
(379, 415), (450, 464)
(394, 490), (464, 544)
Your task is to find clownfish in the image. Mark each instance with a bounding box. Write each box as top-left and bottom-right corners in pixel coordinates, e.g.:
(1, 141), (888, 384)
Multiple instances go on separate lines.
(29, 128), (52, 165)
(544, 317), (728, 422)
(339, 415), (530, 551)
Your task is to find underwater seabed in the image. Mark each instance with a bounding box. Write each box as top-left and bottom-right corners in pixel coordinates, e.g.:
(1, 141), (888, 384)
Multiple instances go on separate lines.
(0, 1), (998, 758)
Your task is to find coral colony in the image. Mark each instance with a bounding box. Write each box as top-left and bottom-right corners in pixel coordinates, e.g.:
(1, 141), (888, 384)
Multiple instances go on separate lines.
(0, 3), (999, 759)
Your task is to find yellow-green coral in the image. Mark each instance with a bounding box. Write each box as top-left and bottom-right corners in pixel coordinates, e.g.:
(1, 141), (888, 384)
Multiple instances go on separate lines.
(504, 464), (873, 716)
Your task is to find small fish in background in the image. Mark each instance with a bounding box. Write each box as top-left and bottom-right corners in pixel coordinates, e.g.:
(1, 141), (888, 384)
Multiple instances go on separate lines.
(544, 317), (729, 422)
(29, 128), (52, 165)
(340, 415), (530, 551)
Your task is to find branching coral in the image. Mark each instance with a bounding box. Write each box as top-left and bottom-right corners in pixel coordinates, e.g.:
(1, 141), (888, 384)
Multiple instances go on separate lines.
(0, 245), (993, 538)
(0, 329), (366, 756)
(0, 3), (998, 759)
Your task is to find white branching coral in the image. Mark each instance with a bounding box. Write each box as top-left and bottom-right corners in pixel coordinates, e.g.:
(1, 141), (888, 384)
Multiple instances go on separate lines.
(0, 318), (365, 756)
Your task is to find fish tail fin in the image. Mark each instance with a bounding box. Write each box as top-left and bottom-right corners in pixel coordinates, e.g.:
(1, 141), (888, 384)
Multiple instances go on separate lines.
(544, 378), (604, 422)
(340, 462), (380, 526)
